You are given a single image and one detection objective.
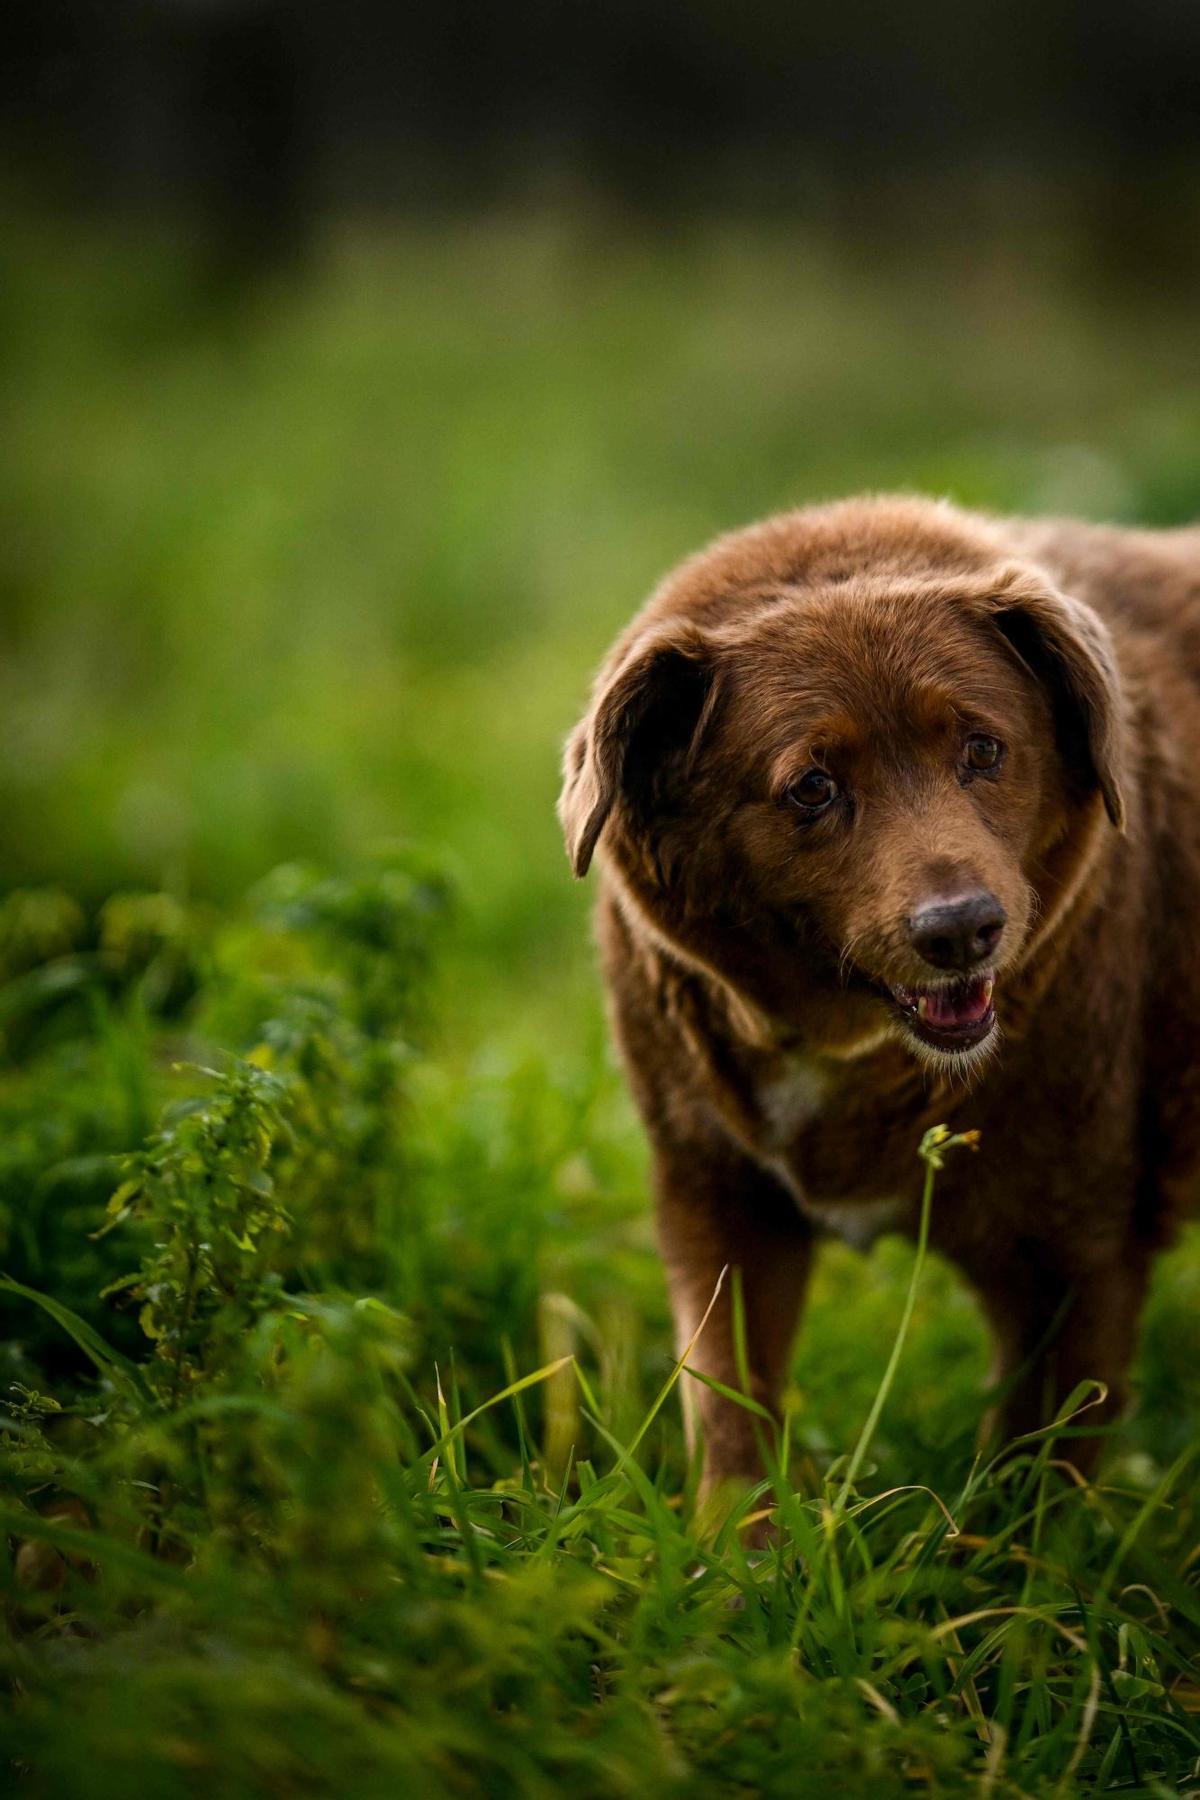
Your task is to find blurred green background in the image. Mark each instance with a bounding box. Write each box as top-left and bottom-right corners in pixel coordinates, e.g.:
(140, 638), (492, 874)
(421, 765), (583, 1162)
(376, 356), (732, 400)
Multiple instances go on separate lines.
(5, 214), (1200, 1062)
(6, 1), (1200, 1061)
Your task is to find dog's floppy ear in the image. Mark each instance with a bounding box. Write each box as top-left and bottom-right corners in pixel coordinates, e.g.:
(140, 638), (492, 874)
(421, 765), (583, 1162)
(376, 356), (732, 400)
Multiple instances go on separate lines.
(559, 625), (715, 876)
(986, 573), (1126, 830)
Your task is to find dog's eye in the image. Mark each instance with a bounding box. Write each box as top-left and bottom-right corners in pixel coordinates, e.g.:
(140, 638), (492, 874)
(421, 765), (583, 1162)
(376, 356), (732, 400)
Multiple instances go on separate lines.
(963, 734), (1003, 773)
(786, 769), (839, 812)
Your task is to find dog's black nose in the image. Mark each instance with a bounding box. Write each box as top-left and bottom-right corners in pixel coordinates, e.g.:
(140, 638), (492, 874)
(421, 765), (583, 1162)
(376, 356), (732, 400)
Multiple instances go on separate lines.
(908, 893), (1006, 972)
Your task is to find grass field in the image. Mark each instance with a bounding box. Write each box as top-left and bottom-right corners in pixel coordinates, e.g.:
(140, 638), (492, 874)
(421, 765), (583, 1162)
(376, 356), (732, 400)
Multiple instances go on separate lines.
(4, 214), (1200, 1795)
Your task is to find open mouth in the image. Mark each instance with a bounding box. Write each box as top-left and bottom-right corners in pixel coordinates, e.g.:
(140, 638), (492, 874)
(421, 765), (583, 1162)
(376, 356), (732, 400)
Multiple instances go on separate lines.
(889, 973), (996, 1053)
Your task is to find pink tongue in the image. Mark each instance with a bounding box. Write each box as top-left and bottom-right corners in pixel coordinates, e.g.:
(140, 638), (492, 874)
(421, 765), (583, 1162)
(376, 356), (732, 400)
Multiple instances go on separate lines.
(926, 979), (989, 1027)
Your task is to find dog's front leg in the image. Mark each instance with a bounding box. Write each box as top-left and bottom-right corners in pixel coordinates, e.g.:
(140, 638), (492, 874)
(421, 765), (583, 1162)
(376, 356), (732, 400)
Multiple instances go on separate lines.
(653, 1134), (814, 1530)
(978, 1249), (1151, 1473)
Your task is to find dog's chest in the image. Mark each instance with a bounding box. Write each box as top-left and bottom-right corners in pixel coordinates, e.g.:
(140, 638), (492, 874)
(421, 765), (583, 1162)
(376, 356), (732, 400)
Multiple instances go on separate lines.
(756, 1058), (831, 1145)
(750, 1053), (916, 1249)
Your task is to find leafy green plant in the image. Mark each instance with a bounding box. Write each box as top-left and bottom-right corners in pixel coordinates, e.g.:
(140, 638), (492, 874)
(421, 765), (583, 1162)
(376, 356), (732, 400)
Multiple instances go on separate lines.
(100, 1059), (294, 1404)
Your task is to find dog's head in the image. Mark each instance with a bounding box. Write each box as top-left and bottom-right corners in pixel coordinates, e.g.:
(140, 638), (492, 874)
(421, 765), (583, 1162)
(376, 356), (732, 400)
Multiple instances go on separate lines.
(559, 500), (1126, 1068)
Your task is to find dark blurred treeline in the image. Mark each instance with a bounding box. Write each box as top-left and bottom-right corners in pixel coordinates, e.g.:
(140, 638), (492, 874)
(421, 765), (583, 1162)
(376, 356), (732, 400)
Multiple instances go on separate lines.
(5, 0), (1200, 274)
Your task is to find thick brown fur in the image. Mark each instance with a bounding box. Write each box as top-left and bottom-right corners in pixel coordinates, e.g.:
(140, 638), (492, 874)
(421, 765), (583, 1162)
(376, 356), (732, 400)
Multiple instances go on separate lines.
(559, 495), (1200, 1516)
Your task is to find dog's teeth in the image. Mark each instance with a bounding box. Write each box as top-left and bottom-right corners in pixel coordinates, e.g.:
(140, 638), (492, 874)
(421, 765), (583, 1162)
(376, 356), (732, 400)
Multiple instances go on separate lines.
(917, 996), (928, 1020)
(982, 979), (994, 1005)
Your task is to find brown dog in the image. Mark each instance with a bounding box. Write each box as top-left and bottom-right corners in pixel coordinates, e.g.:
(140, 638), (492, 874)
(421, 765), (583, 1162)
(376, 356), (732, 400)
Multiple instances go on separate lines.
(559, 494), (1200, 1510)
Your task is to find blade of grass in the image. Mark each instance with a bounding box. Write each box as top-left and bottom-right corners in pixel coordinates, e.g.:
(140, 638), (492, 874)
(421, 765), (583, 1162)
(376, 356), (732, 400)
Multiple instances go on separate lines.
(0, 1273), (147, 1399)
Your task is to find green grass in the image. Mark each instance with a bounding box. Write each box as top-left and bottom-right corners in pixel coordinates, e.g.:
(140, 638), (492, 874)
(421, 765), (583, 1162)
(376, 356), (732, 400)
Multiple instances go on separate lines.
(4, 214), (1200, 1794)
